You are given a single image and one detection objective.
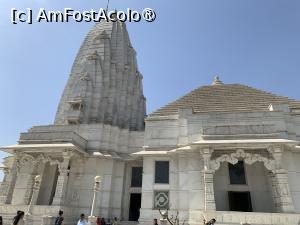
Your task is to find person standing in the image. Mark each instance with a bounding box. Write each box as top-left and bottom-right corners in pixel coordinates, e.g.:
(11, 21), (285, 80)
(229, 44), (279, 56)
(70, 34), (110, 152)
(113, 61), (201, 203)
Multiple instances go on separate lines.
(96, 217), (102, 225)
(101, 218), (106, 225)
(12, 211), (25, 225)
(112, 217), (118, 225)
(205, 219), (216, 225)
(77, 214), (88, 225)
(153, 219), (158, 225)
(55, 210), (64, 225)
(0, 216), (3, 225)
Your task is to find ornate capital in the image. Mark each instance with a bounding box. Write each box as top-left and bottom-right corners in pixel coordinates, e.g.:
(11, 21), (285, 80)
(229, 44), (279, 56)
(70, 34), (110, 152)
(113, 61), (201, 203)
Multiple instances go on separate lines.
(58, 163), (69, 176)
(62, 150), (74, 160)
(16, 154), (36, 173)
(268, 145), (284, 169)
(200, 147), (214, 170)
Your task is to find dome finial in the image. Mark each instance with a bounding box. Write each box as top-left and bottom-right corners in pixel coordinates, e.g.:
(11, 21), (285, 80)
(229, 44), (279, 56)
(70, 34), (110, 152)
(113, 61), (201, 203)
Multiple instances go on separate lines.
(212, 76), (223, 85)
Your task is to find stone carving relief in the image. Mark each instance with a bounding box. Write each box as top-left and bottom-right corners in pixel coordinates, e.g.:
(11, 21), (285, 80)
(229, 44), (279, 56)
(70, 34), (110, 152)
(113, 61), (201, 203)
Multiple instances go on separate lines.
(154, 191), (169, 209)
(210, 149), (276, 172)
(36, 154), (61, 166)
(16, 154), (36, 173)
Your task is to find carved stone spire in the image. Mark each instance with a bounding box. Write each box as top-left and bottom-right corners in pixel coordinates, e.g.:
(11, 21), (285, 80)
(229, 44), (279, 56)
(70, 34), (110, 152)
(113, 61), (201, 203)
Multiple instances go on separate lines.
(55, 21), (146, 131)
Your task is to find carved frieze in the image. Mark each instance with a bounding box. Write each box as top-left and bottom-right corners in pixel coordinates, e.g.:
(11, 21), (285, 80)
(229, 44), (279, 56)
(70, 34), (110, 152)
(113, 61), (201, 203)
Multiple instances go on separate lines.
(210, 149), (276, 171)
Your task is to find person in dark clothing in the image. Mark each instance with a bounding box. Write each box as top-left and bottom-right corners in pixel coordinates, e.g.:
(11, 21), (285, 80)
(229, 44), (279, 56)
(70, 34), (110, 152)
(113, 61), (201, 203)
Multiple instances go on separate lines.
(154, 219), (158, 225)
(55, 210), (64, 225)
(13, 211), (21, 221)
(101, 217), (106, 225)
(205, 218), (216, 225)
(12, 211), (25, 225)
(0, 216), (3, 225)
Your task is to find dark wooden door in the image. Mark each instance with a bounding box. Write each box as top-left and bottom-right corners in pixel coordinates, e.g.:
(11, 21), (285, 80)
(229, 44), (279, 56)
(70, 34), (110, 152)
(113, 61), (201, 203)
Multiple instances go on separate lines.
(228, 191), (253, 212)
(129, 193), (141, 221)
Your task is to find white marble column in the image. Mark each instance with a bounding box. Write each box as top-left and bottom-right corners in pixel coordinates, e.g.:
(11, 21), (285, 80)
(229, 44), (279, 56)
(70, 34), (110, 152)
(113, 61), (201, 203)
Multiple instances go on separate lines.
(139, 157), (155, 224)
(70, 158), (84, 207)
(1, 157), (19, 205)
(0, 167), (11, 204)
(11, 155), (38, 205)
(52, 153), (71, 206)
(270, 169), (294, 213)
(0, 168), (10, 205)
(187, 152), (204, 224)
(202, 169), (216, 211)
(268, 145), (295, 213)
(201, 148), (216, 211)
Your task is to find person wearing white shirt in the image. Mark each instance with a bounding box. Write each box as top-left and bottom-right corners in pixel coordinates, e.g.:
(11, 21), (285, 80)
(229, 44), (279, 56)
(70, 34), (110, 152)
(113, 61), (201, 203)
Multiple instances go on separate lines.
(77, 214), (88, 225)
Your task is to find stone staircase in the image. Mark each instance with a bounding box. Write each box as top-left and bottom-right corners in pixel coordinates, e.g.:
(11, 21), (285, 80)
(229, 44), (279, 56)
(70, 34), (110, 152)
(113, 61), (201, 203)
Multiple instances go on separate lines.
(119, 221), (139, 225)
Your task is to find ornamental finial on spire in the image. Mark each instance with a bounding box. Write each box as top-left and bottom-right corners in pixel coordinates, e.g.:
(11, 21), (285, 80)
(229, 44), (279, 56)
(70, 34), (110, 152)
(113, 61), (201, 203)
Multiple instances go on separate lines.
(212, 76), (224, 85)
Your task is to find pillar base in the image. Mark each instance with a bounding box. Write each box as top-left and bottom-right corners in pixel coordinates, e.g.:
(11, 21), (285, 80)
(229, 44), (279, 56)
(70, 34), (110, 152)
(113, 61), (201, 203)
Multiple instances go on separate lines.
(160, 219), (168, 225)
(42, 216), (54, 225)
(88, 216), (98, 225)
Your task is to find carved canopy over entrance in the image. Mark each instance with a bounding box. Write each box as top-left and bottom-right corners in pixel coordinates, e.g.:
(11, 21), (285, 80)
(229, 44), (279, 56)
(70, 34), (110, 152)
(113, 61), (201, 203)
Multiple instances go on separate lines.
(210, 149), (276, 172)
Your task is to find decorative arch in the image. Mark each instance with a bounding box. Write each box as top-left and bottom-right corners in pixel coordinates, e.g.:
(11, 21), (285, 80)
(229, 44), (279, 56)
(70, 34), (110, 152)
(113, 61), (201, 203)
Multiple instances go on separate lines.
(210, 149), (276, 172)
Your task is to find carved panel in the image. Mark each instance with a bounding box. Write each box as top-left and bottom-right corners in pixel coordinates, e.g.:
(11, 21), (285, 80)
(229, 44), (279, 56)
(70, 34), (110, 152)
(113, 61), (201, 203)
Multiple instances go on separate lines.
(154, 191), (169, 209)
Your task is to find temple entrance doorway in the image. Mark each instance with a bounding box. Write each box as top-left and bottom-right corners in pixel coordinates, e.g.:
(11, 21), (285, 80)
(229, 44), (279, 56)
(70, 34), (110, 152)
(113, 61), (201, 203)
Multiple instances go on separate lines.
(228, 191), (253, 212)
(129, 193), (141, 221)
(214, 161), (274, 212)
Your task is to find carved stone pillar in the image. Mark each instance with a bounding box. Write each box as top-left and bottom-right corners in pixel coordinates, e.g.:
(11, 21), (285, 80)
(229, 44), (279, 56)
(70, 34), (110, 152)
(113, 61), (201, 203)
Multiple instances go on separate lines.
(11, 155), (38, 205)
(52, 152), (71, 206)
(201, 148), (216, 211)
(0, 167), (10, 204)
(70, 158), (84, 206)
(271, 169), (294, 213)
(203, 169), (216, 211)
(268, 145), (295, 212)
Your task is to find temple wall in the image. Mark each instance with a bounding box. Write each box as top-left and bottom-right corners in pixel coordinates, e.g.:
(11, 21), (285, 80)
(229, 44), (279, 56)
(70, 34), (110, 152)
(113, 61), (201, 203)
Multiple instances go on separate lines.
(140, 153), (204, 223)
(283, 151), (300, 213)
(64, 157), (126, 219)
(145, 111), (295, 149)
(214, 162), (274, 212)
(24, 124), (144, 154)
(144, 118), (179, 148)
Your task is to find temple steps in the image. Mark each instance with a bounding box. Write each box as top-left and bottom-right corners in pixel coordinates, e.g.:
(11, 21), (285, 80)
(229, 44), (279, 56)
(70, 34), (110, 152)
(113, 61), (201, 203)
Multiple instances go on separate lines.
(119, 221), (139, 225)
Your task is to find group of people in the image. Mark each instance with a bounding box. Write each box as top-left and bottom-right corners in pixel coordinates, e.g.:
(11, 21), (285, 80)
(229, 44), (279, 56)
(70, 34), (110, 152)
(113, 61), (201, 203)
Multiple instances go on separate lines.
(153, 218), (216, 225)
(1, 210), (214, 225)
(55, 210), (118, 225)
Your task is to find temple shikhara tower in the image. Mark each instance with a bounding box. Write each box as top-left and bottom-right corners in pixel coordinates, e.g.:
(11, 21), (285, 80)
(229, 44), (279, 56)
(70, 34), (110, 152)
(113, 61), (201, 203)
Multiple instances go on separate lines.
(1, 20), (300, 225)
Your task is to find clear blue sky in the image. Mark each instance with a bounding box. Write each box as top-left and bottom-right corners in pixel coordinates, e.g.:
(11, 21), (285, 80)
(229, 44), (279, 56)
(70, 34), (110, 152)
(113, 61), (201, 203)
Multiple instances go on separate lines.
(0, 0), (300, 178)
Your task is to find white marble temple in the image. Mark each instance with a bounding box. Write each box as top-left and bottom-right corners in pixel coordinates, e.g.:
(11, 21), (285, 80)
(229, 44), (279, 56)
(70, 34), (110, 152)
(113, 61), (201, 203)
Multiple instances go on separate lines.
(1, 21), (300, 225)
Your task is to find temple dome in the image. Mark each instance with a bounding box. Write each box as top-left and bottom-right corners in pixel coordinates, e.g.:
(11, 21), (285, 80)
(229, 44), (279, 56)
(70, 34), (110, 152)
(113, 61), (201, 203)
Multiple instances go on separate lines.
(55, 21), (146, 131)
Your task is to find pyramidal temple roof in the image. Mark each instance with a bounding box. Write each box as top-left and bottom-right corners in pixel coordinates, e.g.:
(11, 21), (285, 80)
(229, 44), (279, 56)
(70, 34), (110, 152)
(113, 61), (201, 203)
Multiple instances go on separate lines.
(150, 77), (300, 116)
